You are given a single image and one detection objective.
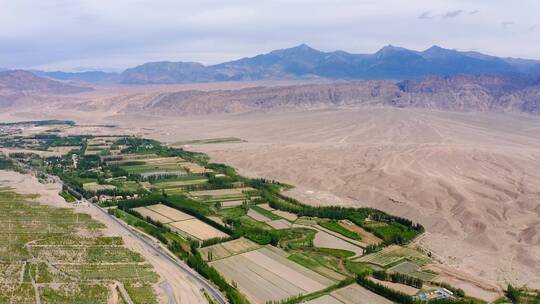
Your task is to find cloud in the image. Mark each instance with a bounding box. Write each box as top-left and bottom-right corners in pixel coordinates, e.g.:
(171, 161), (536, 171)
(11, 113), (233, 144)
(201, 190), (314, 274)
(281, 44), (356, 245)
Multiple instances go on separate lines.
(0, 0), (539, 70)
(443, 9), (464, 19)
(418, 10), (434, 20)
(419, 9), (479, 20)
(502, 21), (515, 28)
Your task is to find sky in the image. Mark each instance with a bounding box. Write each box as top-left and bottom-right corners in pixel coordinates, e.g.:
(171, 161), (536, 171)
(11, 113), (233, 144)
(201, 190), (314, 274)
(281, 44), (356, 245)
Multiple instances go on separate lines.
(1, 0), (539, 72)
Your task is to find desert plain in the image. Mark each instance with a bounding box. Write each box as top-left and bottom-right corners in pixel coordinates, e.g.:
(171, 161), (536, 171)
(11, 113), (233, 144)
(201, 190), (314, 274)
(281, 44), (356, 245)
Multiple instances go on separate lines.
(2, 80), (540, 300)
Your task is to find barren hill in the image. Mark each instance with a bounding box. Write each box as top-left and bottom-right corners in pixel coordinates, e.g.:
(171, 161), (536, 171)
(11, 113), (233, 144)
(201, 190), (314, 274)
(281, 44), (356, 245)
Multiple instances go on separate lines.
(0, 70), (93, 94)
(67, 74), (540, 116)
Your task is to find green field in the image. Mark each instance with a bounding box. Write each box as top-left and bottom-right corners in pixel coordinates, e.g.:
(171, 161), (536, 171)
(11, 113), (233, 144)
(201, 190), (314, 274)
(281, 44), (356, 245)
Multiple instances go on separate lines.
(0, 189), (158, 303)
(358, 246), (431, 268)
(319, 220), (362, 240)
(121, 163), (186, 174)
(250, 205), (283, 221)
(113, 180), (144, 192)
(388, 261), (438, 281)
(59, 190), (76, 202)
(150, 175), (208, 184)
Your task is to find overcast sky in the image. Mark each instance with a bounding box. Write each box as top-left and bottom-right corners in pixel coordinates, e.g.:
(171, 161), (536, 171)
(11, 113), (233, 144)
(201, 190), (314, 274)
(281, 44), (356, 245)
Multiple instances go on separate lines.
(1, 0), (539, 72)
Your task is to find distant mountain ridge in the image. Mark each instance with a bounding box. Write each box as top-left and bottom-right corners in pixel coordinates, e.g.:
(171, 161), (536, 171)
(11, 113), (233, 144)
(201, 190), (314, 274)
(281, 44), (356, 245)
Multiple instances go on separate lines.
(32, 70), (119, 84)
(0, 70), (93, 107)
(62, 74), (539, 116)
(0, 70), (92, 94)
(119, 44), (540, 84)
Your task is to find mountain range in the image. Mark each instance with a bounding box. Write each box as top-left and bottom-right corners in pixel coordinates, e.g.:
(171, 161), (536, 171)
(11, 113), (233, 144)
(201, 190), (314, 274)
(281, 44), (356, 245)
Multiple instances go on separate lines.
(61, 74), (538, 116)
(23, 44), (540, 84)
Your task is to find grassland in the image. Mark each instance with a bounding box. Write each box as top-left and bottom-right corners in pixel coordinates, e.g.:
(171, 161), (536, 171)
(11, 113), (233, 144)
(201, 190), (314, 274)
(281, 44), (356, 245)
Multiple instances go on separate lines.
(0, 189), (158, 304)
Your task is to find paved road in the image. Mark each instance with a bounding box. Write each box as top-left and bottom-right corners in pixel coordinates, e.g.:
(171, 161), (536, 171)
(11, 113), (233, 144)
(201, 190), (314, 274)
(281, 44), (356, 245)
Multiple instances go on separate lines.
(15, 160), (228, 304)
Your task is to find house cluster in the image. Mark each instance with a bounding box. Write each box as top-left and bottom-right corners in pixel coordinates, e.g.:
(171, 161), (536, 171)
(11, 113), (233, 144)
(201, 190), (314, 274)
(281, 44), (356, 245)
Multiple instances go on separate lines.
(90, 193), (140, 203)
(414, 288), (454, 301)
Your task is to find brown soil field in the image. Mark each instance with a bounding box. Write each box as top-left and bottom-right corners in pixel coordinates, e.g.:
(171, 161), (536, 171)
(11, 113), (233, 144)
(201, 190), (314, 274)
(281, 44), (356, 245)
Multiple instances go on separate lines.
(267, 219), (292, 229)
(132, 206), (174, 224)
(83, 182), (116, 191)
(340, 220), (383, 245)
(199, 243), (232, 262)
(272, 209), (298, 221)
(179, 162), (209, 174)
(168, 218), (228, 240)
(146, 204), (193, 222)
(310, 227), (364, 257)
(303, 295), (344, 304)
(258, 203), (275, 211)
(200, 237), (260, 262)
(221, 237), (261, 254)
(247, 208), (271, 222)
(331, 283), (393, 304)
(210, 246), (333, 304)
(369, 278), (420, 296)
(47, 146), (81, 154)
(221, 200), (244, 208)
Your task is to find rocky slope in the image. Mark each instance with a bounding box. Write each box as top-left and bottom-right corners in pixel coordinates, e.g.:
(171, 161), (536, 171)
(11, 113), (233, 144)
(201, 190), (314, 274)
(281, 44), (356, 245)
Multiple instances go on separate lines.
(0, 70), (93, 94)
(109, 74), (540, 116)
(0, 70), (93, 108)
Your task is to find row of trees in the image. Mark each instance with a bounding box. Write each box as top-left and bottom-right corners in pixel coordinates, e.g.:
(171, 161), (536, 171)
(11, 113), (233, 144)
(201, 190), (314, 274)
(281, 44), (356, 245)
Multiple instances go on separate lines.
(372, 271), (423, 289)
(258, 188), (424, 245)
(357, 276), (418, 304)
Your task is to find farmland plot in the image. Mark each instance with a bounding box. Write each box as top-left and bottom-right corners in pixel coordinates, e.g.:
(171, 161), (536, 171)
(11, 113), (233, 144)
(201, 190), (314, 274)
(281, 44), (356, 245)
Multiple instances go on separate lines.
(303, 295), (344, 304)
(358, 245), (430, 267)
(221, 238), (261, 254)
(210, 246), (333, 304)
(267, 219), (292, 229)
(258, 203), (275, 211)
(221, 200), (245, 208)
(331, 283), (393, 304)
(168, 219), (228, 240)
(0, 188), (158, 303)
(200, 238), (261, 262)
(146, 204), (193, 221)
(121, 163), (187, 174)
(179, 162), (209, 174)
(273, 209), (298, 221)
(82, 182), (116, 191)
(313, 229), (364, 257)
(388, 261), (438, 281)
(47, 146), (80, 154)
(132, 206), (174, 224)
(189, 187), (256, 197)
(247, 208), (271, 222)
(340, 220), (383, 245)
(150, 178), (207, 189)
